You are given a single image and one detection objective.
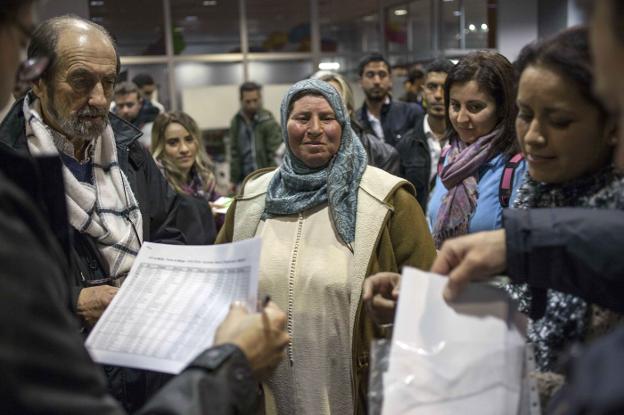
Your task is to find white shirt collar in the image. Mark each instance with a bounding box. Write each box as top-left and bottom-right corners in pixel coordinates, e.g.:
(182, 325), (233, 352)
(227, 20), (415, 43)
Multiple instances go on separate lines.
(423, 114), (435, 140)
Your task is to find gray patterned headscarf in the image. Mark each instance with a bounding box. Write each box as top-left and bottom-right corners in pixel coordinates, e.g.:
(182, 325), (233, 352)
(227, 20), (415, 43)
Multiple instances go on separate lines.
(263, 79), (368, 247)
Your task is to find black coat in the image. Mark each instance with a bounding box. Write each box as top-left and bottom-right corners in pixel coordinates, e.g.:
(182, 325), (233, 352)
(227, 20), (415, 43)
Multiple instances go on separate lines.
(547, 324), (624, 415)
(356, 97), (423, 147)
(0, 155), (257, 414)
(395, 116), (431, 211)
(504, 208), (624, 313)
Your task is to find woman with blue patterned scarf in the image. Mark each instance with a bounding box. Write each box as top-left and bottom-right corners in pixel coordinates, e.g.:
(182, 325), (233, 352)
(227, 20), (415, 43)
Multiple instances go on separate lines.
(216, 79), (435, 415)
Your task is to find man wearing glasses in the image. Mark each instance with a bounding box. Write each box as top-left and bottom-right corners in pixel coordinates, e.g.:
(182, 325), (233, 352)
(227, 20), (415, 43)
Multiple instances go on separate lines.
(0, 9), (288, 413)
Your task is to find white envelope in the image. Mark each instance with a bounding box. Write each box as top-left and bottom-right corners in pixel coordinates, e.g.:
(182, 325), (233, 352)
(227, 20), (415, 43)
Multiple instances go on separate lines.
(382, 268), (526, 415)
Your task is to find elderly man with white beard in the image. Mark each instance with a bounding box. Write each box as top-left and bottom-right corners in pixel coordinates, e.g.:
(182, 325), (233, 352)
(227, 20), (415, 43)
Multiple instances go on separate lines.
(0, 14), (215, 411)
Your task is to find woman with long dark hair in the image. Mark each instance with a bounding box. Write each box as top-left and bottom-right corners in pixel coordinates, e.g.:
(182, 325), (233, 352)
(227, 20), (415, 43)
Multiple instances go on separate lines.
(427, 51), (527, 248)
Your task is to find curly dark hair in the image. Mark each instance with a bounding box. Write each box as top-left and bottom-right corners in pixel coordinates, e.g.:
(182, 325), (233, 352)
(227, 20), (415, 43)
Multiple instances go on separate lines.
(444, 50), (519, 157)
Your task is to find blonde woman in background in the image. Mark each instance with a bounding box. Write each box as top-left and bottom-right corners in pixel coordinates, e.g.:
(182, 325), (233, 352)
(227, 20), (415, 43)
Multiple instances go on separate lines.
(151, 111), (225, 229)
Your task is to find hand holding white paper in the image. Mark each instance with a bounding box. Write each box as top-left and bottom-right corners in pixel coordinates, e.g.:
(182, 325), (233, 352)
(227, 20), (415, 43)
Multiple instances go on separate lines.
(382, 267), (526, 415)
(85, 238), (261, 374)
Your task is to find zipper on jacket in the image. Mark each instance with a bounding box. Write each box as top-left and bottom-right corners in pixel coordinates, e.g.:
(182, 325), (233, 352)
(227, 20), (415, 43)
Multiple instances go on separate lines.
(286, 212), (304, 366)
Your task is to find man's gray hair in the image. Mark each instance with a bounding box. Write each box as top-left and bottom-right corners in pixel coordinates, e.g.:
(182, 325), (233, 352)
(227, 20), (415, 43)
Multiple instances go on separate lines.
(27, 14), (120, 82)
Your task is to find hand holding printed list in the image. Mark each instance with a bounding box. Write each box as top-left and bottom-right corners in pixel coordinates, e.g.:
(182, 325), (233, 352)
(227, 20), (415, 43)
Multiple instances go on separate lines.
(215, 299), (289, 380)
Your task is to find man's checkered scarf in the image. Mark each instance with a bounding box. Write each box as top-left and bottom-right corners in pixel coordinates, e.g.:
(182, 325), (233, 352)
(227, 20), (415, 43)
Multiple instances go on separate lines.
(23, 95), (143, 279)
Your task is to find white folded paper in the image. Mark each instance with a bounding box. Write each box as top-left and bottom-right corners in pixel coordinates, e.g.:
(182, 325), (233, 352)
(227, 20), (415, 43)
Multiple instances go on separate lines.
(382, 267), (526, 415)
(85, 238), (261, 374)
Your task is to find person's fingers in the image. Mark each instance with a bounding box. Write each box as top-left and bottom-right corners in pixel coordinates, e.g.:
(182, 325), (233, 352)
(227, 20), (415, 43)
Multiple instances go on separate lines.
(443, 253), (481, 302)
(443, 278), (466, 302)
(431, 241), (462, 275)
(391, 285), (400, 300)
(362, 278), (374, 301)
(227, 301), (249, 318)
(264, 302), (287, 330)
(371, 295), (396, 312)
(364, 273), (401, 301)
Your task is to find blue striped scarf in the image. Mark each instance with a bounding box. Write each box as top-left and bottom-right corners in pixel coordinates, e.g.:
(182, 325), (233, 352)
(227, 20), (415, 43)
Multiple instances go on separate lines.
(263, 79), (368, 246)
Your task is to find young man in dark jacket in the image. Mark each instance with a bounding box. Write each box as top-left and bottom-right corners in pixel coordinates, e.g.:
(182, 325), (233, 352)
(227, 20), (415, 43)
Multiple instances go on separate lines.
(356, 53), (423, 147)
(395, 59), (454, 210)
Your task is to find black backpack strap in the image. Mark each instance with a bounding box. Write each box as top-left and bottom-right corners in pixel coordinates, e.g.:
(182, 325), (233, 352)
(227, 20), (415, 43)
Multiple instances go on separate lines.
(499, 153), (525, 208)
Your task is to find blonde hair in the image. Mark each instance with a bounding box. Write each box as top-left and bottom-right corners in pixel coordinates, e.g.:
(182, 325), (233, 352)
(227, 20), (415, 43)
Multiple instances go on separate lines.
(151, 111), (216, 194)
(317, 72), (355, 116)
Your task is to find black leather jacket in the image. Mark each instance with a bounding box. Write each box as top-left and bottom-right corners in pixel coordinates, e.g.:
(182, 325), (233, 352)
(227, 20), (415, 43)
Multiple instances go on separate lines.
(351, 118), (400, 176)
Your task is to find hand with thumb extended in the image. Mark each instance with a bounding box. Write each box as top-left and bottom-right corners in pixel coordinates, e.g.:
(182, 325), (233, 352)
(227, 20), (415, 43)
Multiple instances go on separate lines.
(214, 301), (290, 380)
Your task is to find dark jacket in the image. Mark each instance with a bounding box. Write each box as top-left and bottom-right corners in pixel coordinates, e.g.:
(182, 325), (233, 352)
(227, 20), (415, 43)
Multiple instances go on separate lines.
(133, 99), (160, 129)
(0, 97), (216, 410)
(0, 155), (257, 414)
(351, 118), (400, 176)
(356, 97), (424, 146)
(547, 324), (624, 415)
(229, 108), (282, 184)
(504, 208), (624, 313)
(395, 116), (431, 211)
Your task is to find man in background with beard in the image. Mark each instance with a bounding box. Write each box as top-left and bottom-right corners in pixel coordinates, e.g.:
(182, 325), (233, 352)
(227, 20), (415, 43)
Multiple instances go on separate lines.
(356, 52), (423, 147)
(0, 14), (214, 410)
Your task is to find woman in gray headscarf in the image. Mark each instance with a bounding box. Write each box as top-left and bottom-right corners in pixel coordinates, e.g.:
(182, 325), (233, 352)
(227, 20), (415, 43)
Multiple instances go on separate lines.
(217, 79), (435, 415)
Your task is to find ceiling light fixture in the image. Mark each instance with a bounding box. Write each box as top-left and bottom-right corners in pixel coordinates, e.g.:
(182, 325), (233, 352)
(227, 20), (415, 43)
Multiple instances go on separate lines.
(394, 9), (408, 16)
(319, 62), (340, 71)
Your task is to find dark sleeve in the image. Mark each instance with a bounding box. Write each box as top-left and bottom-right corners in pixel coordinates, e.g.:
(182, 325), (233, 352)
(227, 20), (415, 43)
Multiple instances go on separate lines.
(137, 345), (258, 415)
(395, 131), (430, 211)
(359, 132), (401, 176)
(229, 118), (241, 185)
(546, 325), (624, 415)
(262, 118), (283, 165)
(0, 182), (125, 414)
(174, 194), (217, 245)
(504, 208), (624, 312)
